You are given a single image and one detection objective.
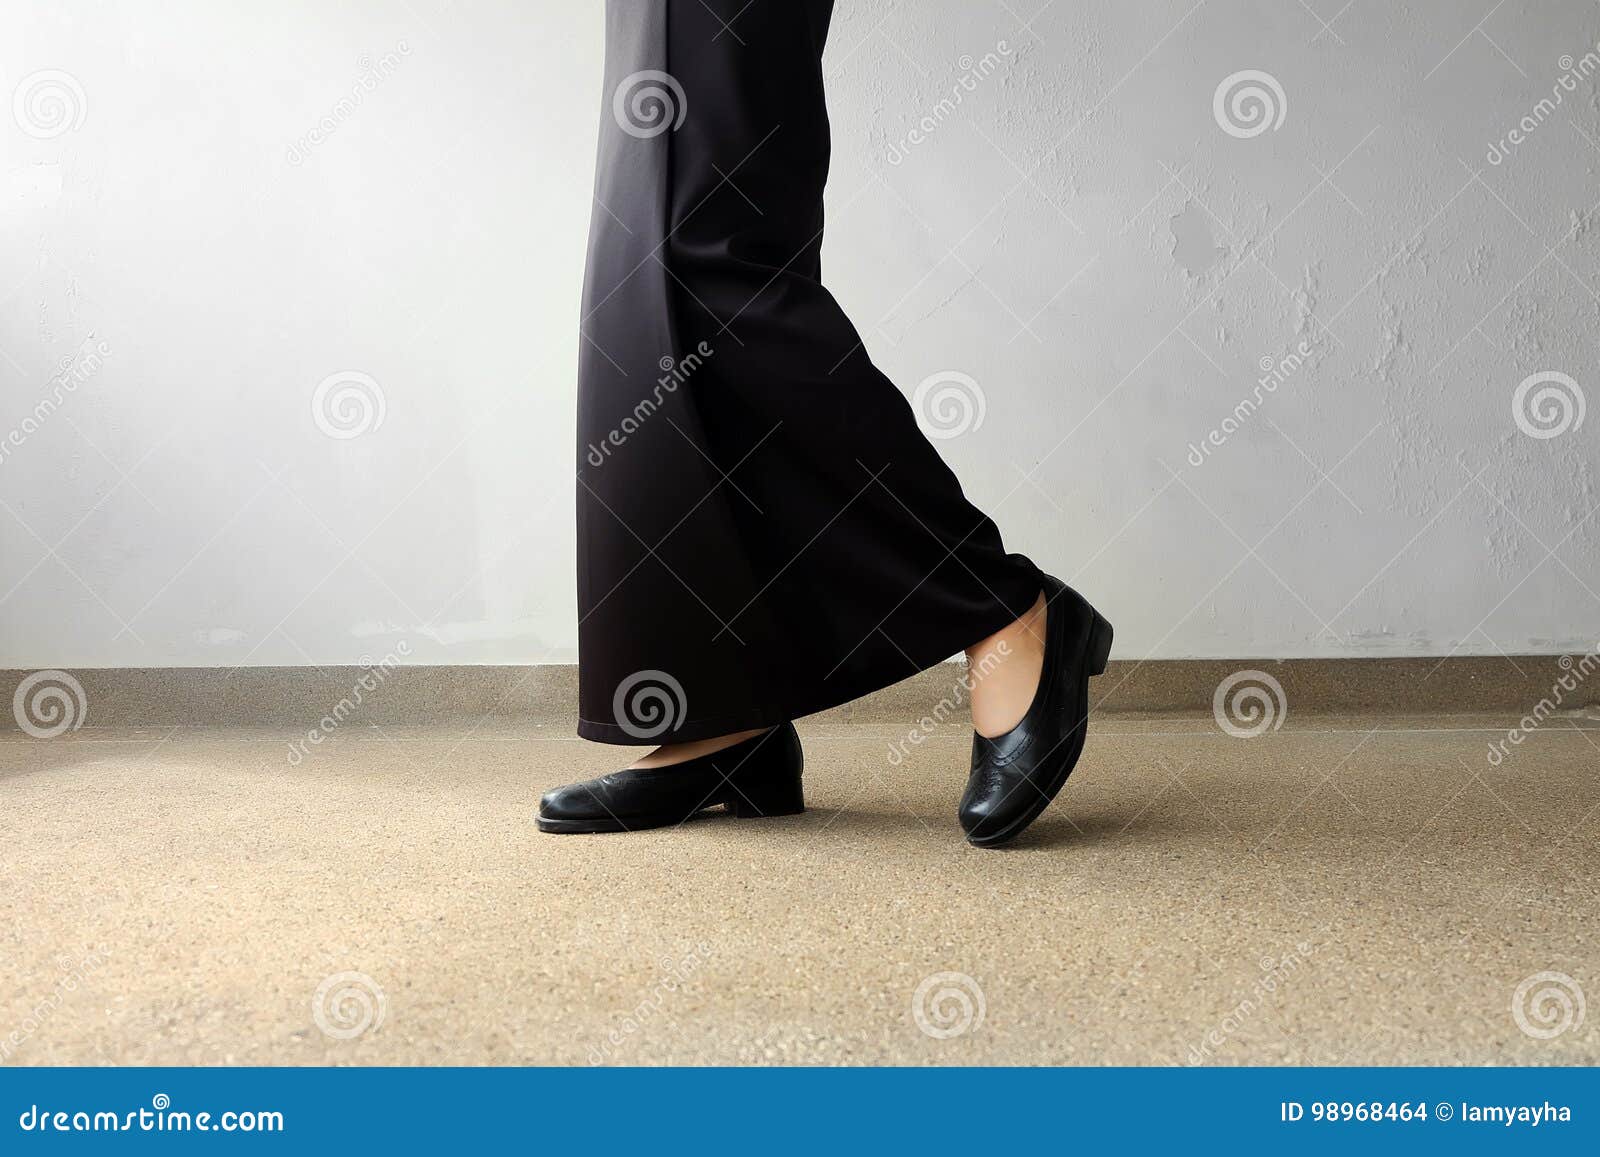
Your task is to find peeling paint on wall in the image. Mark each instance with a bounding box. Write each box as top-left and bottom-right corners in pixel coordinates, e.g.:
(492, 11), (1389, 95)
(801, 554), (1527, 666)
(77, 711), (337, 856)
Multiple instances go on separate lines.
(1170, 203), (1226, 277)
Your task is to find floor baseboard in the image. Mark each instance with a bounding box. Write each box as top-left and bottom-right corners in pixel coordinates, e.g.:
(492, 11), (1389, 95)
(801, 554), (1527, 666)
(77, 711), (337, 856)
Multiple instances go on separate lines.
(5, 656), (1597, 731)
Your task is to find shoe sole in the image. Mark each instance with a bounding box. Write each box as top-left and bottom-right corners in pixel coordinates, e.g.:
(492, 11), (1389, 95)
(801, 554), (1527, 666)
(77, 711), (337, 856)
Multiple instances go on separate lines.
(536, 803), (805, 834)
(536, 810), (694, 834)
(966, 611), (1112, 849)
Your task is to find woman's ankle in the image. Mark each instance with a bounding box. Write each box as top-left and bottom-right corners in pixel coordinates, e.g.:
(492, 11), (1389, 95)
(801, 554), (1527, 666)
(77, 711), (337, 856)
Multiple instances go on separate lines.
(627, 727), (766, 770)
(966, 593), (1048, 738)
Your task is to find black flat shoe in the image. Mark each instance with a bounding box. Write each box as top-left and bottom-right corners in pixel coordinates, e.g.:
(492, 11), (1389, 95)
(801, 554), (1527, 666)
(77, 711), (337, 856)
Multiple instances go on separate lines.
(537, 722), (804, 834)
(959, 576), (1112, 848)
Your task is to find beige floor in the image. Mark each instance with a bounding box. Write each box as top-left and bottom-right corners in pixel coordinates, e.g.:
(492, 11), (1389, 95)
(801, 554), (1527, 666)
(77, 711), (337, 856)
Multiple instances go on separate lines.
(2, 713), (1596, 1066)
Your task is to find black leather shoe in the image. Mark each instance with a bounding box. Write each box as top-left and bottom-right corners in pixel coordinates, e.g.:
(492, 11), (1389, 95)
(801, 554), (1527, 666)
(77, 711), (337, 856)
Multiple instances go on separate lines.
(537, 722), (804, 834)
(959, 576), (1112, 848)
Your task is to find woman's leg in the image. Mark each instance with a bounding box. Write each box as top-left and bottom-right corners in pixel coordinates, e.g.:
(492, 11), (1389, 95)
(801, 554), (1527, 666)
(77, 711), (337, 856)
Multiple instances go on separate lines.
(576, 0), (1040, 750)
(556, 0), (1109, 843)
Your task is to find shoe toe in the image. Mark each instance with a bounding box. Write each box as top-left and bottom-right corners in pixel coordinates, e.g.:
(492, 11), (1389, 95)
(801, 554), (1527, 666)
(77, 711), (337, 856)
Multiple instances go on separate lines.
(957, 783), (1007, 838)
(538, 782), (595, 821)
(959, 801), (1005, 840)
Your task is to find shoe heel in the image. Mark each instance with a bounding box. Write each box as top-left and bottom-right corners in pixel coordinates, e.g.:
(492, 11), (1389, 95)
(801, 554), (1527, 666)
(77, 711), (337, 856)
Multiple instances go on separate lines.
(727, 767), (805, 818)
(726, 725), (805, 818)
(1087, 612), (1113, 676)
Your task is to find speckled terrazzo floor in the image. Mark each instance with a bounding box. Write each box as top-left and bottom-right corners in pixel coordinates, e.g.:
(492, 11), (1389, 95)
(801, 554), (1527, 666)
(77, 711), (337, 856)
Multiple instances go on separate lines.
(2, 713), (1596, 1066)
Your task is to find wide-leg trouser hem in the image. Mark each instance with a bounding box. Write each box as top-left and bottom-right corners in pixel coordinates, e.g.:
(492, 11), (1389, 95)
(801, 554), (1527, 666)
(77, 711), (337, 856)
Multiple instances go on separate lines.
(577, 564), (1041, 745)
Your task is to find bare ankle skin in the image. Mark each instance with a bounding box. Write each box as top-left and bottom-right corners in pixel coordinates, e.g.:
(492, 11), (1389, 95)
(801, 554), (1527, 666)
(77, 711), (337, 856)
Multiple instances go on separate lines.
(966, 592), (1047, 738)
(627, 728), (766, 770)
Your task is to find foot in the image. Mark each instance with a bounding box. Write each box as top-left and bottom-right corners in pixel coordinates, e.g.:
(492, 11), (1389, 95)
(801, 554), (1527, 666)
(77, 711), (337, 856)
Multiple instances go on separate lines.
(537, 723), (805, 834)
(966, 592), (1048, 737)
(627, 728), (765, 770)
(958, 577), (1112, 848)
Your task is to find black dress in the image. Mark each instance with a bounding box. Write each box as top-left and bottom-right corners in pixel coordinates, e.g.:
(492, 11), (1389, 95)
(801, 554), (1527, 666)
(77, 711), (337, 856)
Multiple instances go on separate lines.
(577, 0), (1040, 744)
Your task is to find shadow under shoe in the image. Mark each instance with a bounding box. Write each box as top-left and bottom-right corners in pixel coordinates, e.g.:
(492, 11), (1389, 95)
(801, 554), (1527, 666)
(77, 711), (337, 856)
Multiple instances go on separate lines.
(958, 576), (1112, 848)
(538, 722), (804, 834)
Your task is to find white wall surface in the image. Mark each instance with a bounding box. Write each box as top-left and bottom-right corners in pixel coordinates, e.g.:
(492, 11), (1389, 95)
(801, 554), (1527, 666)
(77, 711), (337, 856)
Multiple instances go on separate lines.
(3, 0), (1597, 668)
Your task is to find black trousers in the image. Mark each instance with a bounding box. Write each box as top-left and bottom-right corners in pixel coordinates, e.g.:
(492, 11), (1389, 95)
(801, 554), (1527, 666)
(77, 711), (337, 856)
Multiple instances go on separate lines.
(577, 0), (1040, 744)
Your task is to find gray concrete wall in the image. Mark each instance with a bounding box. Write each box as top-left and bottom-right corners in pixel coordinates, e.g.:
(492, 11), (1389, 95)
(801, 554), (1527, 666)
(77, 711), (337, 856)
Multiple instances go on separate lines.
(3, 1), (1597, 668)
